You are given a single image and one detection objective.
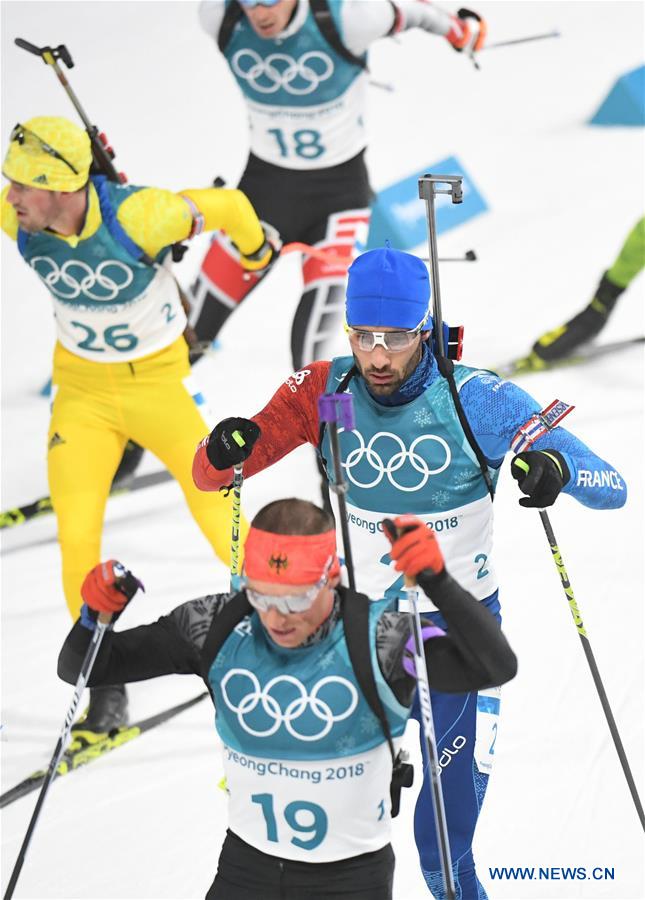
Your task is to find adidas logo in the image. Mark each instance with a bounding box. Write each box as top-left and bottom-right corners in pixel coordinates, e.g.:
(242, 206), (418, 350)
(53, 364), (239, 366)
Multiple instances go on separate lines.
(48, 432), (66, 450)
(33, 174), (48, 185)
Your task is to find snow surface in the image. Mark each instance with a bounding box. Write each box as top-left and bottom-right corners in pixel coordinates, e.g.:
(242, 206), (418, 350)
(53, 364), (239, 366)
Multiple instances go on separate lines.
(1, 2), (644, 899)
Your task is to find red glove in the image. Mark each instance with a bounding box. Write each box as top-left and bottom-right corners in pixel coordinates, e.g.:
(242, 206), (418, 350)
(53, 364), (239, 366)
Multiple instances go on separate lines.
(445, 10), (487, 53)
(445, 15), (472, 50)
(386, 515), (445, 579)
(81, 560), (144, 617)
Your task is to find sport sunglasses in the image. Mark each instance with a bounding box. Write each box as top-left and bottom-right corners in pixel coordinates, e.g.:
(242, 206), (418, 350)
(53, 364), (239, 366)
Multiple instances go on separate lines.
(10, 123), (79, 175)
(243, 559), (333, 614)
(238, 0), (282, 8)
(346, 323), (426, 353)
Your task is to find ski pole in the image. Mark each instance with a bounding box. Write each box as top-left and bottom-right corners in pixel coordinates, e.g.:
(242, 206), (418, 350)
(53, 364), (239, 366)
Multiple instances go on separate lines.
(317, 393), (357, 591)
(286, 242), (477, 269)
(513, 469), (645, 832)
(482, 30), (561, 51)
(229, 432), (246, 591)
(420, 249), (477, 264)
(382, 520), (455, 900)
(4, 611), (113, 900)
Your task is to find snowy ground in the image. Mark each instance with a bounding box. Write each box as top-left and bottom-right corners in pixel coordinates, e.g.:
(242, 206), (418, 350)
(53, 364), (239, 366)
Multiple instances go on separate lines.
(1, 2), (644, 899)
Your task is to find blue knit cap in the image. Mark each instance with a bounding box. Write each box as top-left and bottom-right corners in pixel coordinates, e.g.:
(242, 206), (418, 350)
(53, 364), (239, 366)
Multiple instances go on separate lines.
(345, 246), (431, 329)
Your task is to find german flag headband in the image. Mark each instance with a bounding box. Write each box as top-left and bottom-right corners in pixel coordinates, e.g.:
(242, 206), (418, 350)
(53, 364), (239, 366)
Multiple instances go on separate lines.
(243, 527), (340, 585)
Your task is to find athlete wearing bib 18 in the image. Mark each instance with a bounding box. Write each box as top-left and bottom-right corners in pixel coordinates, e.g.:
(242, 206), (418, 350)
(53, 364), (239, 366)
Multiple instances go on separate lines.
(58, 497), (517, 899)
(1, 115), (275, 735)
(193, 247), (628, 898)
(191, 0), (482, 369)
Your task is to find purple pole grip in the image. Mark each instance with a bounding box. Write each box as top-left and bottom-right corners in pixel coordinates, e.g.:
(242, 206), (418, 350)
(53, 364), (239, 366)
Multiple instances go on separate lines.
(317, 393), (355, 429)
(402, 624), (446, 678)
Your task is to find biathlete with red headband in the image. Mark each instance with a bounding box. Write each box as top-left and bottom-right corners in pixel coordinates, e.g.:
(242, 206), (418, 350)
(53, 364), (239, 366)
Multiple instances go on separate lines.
(192, 245), (627, 898)
(58, 497), (516, 900)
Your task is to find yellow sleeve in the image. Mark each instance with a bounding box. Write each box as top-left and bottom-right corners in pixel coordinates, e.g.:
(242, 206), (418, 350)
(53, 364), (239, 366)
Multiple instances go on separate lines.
(181, 188), (270, 269)
(116, 188), (194, 258)
(1, 186), (19, 241)
(117, 186), (269, 267)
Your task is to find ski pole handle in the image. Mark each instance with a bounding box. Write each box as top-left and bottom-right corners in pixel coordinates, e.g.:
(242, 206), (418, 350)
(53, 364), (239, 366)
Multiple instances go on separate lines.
(318, 393), (355, 430)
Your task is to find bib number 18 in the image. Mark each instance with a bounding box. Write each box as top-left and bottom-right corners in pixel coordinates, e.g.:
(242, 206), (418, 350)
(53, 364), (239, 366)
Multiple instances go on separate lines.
(251, 792), (328, 850)
(268, 128), (325, 160)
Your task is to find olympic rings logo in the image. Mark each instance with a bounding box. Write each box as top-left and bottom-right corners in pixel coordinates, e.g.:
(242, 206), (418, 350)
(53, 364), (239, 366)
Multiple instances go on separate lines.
(220, 669), (358, 741)
(30, 256), (134, 301)
(340, 429), (451, 492)
(231, 49), (333, 95)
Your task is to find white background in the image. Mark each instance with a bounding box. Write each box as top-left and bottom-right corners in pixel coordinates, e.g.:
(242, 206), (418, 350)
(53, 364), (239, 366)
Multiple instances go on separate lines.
(1, 2), (644, 899)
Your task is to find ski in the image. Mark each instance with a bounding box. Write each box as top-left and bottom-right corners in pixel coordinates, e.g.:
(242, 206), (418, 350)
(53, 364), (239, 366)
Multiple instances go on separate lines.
(0, 468), (173, 531)
(492, 335), (645, 379)
(0, 691), (208, 808)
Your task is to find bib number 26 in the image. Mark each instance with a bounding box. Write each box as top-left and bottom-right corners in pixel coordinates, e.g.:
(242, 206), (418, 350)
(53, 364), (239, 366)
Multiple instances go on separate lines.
(252, 792), (328, 850)
(71, 321), (138, 353)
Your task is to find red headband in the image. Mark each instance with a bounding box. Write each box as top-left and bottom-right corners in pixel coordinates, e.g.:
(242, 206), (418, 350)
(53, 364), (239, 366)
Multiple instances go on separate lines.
(244, 527), (339, 585)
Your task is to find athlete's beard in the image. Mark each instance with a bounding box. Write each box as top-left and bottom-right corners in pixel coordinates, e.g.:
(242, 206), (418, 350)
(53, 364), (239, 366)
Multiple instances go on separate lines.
(353, 344), (423, 397)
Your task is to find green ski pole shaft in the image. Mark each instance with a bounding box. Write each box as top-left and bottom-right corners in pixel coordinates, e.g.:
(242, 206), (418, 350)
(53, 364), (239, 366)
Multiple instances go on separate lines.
(537, 508), (644, 831)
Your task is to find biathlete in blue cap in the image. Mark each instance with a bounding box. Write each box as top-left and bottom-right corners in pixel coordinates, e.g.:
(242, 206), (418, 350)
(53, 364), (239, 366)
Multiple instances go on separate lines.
(193, 246), (627, 899)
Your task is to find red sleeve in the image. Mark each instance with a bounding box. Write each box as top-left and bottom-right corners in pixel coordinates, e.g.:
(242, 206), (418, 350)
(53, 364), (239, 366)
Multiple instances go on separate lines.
(192, 361), (332, 491)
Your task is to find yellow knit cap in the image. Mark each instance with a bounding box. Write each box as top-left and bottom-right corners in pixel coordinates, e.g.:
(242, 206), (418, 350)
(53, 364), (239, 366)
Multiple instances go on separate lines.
(3, 117), (92, 192)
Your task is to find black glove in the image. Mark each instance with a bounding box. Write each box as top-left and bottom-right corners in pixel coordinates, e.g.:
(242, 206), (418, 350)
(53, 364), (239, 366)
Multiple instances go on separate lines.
(206, 417), (261, 470)
(511, 450), (570, 508)
(239, 222), (282, 274)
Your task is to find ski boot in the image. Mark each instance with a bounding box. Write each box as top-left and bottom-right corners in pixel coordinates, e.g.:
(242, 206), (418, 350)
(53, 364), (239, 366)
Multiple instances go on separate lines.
(532, 272), (624, 362)
(71, 684), (129, 745)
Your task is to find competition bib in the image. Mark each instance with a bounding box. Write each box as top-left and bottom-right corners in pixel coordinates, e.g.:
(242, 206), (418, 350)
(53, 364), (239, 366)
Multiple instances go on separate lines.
(223, 742), (396, 862)
(46, 258), (186, 362)
(334, 496), (497, 610)
(224, 6), (368, 169)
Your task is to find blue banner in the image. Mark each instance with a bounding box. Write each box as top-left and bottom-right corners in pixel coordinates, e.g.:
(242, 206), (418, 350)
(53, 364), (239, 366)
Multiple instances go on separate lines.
(367, 155), (488, 251)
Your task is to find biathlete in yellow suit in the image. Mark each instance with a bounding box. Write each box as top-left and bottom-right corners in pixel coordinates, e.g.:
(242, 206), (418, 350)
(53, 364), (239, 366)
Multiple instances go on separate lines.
(1, 116), (275, 732)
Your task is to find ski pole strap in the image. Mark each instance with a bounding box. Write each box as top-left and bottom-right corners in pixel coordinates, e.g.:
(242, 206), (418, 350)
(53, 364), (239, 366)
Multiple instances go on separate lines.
(402, 624), (446, 678)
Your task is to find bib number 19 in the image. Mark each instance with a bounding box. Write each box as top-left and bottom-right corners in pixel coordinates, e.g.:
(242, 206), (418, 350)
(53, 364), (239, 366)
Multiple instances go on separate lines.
(268, 128), (325, 160)
(251, 792), (328, 850)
